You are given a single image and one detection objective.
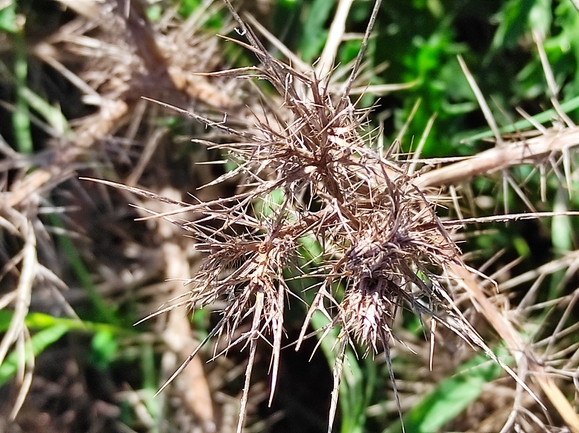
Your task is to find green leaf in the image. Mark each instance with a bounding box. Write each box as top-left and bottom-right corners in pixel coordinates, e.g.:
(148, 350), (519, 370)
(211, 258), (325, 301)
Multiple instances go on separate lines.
(140, 343), (161, 422)
(0, 310), (137, 386)
(385, 351), (506, 433)
(299, 234), (323, 264)
(178, 0), (201, 18)
(0, 2), (18, 33)
(513, 236), (531, 258)
(278, 0), (298, 7)
(13, 27), (32, 153)
(0, 310), (136, 336)
(529, 0), (552, 37)
(90, 330), (118, 370)
(0, 324), (69, 387)
(0, 310), (14, 331)
(48, 212), (120, 325)
(255, 188), (285, 218)
(177, 0), (223, 28)
(464, 95), (579, 142)
(146, 4), (162, 22)
(299, 0), (333, 62)
(492, 0), (535, 50)
(19, 87), (71, 136)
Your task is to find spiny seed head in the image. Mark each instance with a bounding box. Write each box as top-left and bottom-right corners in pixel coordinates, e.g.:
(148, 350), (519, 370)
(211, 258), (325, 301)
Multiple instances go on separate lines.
(335, 171), (459, 354)
(136, 7), (491, 432)
(341, 276), (398, 354)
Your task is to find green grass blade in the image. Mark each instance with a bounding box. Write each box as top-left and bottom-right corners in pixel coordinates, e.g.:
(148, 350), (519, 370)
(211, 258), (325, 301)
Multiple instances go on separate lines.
(0, 323), (69, 387)
(13, 24), (33, 153)
(0, 1), (18, 33)
(19, 87), (70, 136)
(141, 342), (161, 432)
(0, 310), (136, 336)
(299, 0), (333, 62)
(0, 309), (138, 387)
(48, 212), (120, 325)
(463, 95), (579, 143)
(384, 351), (506, 433)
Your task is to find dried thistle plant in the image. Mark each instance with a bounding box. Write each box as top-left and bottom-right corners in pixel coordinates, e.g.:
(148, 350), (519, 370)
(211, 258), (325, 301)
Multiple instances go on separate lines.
(81, 1), (579, 432)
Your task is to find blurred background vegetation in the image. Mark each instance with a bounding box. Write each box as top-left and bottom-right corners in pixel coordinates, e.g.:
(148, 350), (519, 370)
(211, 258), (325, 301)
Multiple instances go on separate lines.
(1, 0), (578, 432)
